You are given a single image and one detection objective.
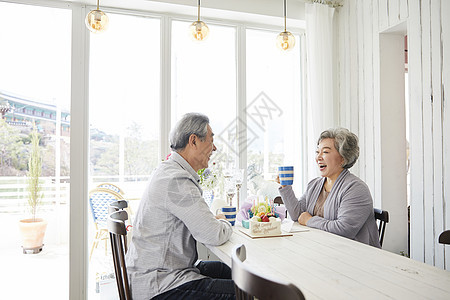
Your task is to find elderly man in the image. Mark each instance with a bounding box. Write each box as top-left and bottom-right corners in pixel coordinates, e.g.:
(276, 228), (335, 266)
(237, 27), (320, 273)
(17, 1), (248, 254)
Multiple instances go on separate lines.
(126, 113), (235, 300)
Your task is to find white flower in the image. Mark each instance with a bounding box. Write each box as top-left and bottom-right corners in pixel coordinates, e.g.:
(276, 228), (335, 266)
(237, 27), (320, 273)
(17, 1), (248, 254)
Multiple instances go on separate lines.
(198, 165), (219, 190)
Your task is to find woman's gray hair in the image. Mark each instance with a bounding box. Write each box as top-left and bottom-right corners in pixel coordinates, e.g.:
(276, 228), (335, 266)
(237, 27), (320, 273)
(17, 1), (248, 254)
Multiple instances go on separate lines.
(318, 127), (359, 169)
(169, 113), (210, 152)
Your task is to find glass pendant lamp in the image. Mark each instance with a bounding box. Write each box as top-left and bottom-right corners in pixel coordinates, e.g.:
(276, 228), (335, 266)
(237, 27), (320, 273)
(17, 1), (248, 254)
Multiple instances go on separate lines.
(85, 0), (109, 33)
(276, 0), (295, 51)
(189, 0), (209, 41)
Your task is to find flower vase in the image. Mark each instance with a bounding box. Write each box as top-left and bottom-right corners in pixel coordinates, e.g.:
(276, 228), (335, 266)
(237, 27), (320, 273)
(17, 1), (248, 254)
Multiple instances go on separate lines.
(203, 190), (215, 207)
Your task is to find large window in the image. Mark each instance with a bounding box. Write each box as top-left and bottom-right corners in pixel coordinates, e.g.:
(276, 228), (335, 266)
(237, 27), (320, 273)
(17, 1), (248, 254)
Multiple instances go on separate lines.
(0, 2), (305, 299)
(171, 20), (237, 167)
(246, 29), (302, 192)
(0, 2), (71, 299)
(88, 12), (160, 299)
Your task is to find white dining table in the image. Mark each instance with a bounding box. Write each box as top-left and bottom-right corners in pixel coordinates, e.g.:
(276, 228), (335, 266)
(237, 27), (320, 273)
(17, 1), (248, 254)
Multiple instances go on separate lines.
(205, 223), (450, 300)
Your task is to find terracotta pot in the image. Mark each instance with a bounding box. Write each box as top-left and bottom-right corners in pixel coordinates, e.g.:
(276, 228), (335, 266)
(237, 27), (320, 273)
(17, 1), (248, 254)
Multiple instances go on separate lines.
(19, 218), (48, 253)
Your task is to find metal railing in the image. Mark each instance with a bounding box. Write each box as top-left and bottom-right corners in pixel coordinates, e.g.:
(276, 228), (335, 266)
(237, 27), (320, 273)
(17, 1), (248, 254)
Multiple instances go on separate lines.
(0, 175), (151, 213)
(0, 176), (70, 213)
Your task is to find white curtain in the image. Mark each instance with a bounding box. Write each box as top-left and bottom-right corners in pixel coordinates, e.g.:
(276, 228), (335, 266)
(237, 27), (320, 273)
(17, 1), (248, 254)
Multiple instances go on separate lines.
(305, 2), (336, 180)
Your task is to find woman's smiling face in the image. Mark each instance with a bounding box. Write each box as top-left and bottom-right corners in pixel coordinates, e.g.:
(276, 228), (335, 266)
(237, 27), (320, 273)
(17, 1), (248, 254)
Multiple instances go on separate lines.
(316, 138), (345, 181)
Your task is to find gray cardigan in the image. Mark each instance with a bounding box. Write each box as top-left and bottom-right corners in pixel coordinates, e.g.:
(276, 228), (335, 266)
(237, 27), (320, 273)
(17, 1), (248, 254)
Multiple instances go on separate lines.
(279, 169), (381, 248)
(125, 152), (233, 300)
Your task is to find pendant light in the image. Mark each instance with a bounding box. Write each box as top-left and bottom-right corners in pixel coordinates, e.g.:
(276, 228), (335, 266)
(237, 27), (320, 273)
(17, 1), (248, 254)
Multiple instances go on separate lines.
(189, 0), (209, 41)
(85, 0), (109, 33)
(276, 0), (295, 51)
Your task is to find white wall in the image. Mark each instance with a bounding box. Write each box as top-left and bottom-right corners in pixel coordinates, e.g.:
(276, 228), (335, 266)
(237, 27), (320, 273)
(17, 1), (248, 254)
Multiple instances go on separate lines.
(337, 0), (450, 269)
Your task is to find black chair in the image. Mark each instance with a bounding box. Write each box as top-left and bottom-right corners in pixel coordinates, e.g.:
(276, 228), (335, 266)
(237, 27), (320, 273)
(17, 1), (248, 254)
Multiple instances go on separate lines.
(107, 217), (131, 300)
(439, 230), (450, 245)
(374, 208), (389, 247)
(273, 197), (288, 218)
(273, 196), (283, 205)
(232, 244), (305, 300)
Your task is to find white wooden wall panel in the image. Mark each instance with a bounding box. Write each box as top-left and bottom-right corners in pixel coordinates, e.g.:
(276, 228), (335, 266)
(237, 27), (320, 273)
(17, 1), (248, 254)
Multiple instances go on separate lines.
(363, 0), (375, 198)
(388, 0), (400, 26)
(357, 0), (366, 181)
(442, 0), (450, 271)
(420, 0), (435, 266)
(349, 0), (359, 140)
(344, 3), (352, 131)
(378, 0), (389, 31)
(338, 0), (450, 267)
(399, 0), (409, 21)
(407, 0), (425, 263)
(421, 0), (434, 264)
(372, 0), (382, 209)
(431, 0), (445, 269)
(338, 4), (349, 130)
(342, 3), (351, 130)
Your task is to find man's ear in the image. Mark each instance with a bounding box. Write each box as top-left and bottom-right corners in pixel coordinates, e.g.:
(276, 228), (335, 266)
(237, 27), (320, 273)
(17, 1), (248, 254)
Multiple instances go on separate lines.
(188, 134), (197, 147)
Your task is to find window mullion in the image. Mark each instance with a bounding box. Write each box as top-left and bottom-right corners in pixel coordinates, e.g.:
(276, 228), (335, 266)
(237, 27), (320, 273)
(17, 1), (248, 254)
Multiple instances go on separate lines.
(236, 25), (247, 200)
(70, 3), (89, 300)
(160, 15), (171, 159)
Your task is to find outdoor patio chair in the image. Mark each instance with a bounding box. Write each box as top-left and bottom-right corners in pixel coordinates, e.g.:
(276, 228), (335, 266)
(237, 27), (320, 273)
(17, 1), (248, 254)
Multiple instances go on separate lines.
(374, 208), (389, 247)
(89, 188), (125, 260)
(97, 183), (125, 195)
(107, 217), (131, 300)
(439, 230), (450, 245)
(232, 244), (305, 300)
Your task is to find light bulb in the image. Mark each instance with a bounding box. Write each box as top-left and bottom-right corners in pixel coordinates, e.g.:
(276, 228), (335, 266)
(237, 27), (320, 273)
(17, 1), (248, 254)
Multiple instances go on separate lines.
(85, 10), (109, 33)
(189, 21), (209, 41)
(276, 31), (295, 51)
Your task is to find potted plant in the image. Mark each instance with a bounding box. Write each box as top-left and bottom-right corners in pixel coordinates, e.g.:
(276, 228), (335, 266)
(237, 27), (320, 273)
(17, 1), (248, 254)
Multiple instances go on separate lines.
(18, 125), (47, 254)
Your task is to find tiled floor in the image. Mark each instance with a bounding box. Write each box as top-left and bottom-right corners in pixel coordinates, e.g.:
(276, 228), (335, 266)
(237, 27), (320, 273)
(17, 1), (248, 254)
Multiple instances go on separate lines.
(0, 212), (117, 300)
(1, 239), (69, 299)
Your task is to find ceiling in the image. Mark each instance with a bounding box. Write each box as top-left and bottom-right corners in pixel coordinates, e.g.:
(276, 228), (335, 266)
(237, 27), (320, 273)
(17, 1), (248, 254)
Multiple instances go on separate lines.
(54, 0), (306, 28)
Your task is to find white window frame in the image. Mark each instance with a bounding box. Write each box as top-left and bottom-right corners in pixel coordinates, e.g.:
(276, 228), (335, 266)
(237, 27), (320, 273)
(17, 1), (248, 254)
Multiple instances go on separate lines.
(0, 1), (306, 299)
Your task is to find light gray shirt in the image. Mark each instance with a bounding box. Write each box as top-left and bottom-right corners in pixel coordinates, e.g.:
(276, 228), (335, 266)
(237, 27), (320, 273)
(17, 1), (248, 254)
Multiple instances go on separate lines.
(279, 169), (380, 248)
(125, 152), (233, 299)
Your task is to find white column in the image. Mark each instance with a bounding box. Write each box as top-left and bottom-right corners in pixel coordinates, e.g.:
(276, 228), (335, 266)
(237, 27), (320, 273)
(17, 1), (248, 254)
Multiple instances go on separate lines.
(379, 33), (408, 254)
(56, 103), (61, 244)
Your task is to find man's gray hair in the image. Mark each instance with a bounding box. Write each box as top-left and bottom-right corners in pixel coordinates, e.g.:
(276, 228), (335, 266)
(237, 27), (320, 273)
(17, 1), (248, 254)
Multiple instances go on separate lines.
(318, 127), (359, 169)
(169, 113), (210, 152)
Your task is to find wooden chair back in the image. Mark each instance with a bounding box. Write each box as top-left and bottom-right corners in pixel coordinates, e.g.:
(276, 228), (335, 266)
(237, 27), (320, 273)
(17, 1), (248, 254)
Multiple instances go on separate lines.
(273, 196), (283, 205)
(231, 244), (305, 300)
(109, 210), (129, 252)
(108, 199), (129, 214)
(374, 208), (389, 247)
(107, 217), (131, 300)
(439, 230), (450, 245)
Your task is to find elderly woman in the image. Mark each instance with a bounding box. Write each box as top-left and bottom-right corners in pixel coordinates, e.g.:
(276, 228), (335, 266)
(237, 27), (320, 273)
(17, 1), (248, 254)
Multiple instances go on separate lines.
(279, 128), (380, 248)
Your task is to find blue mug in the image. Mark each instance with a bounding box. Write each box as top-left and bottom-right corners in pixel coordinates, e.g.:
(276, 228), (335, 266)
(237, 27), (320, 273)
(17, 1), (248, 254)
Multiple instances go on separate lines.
(278, 166), (294, 185)
(217, 205), (237, 226)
